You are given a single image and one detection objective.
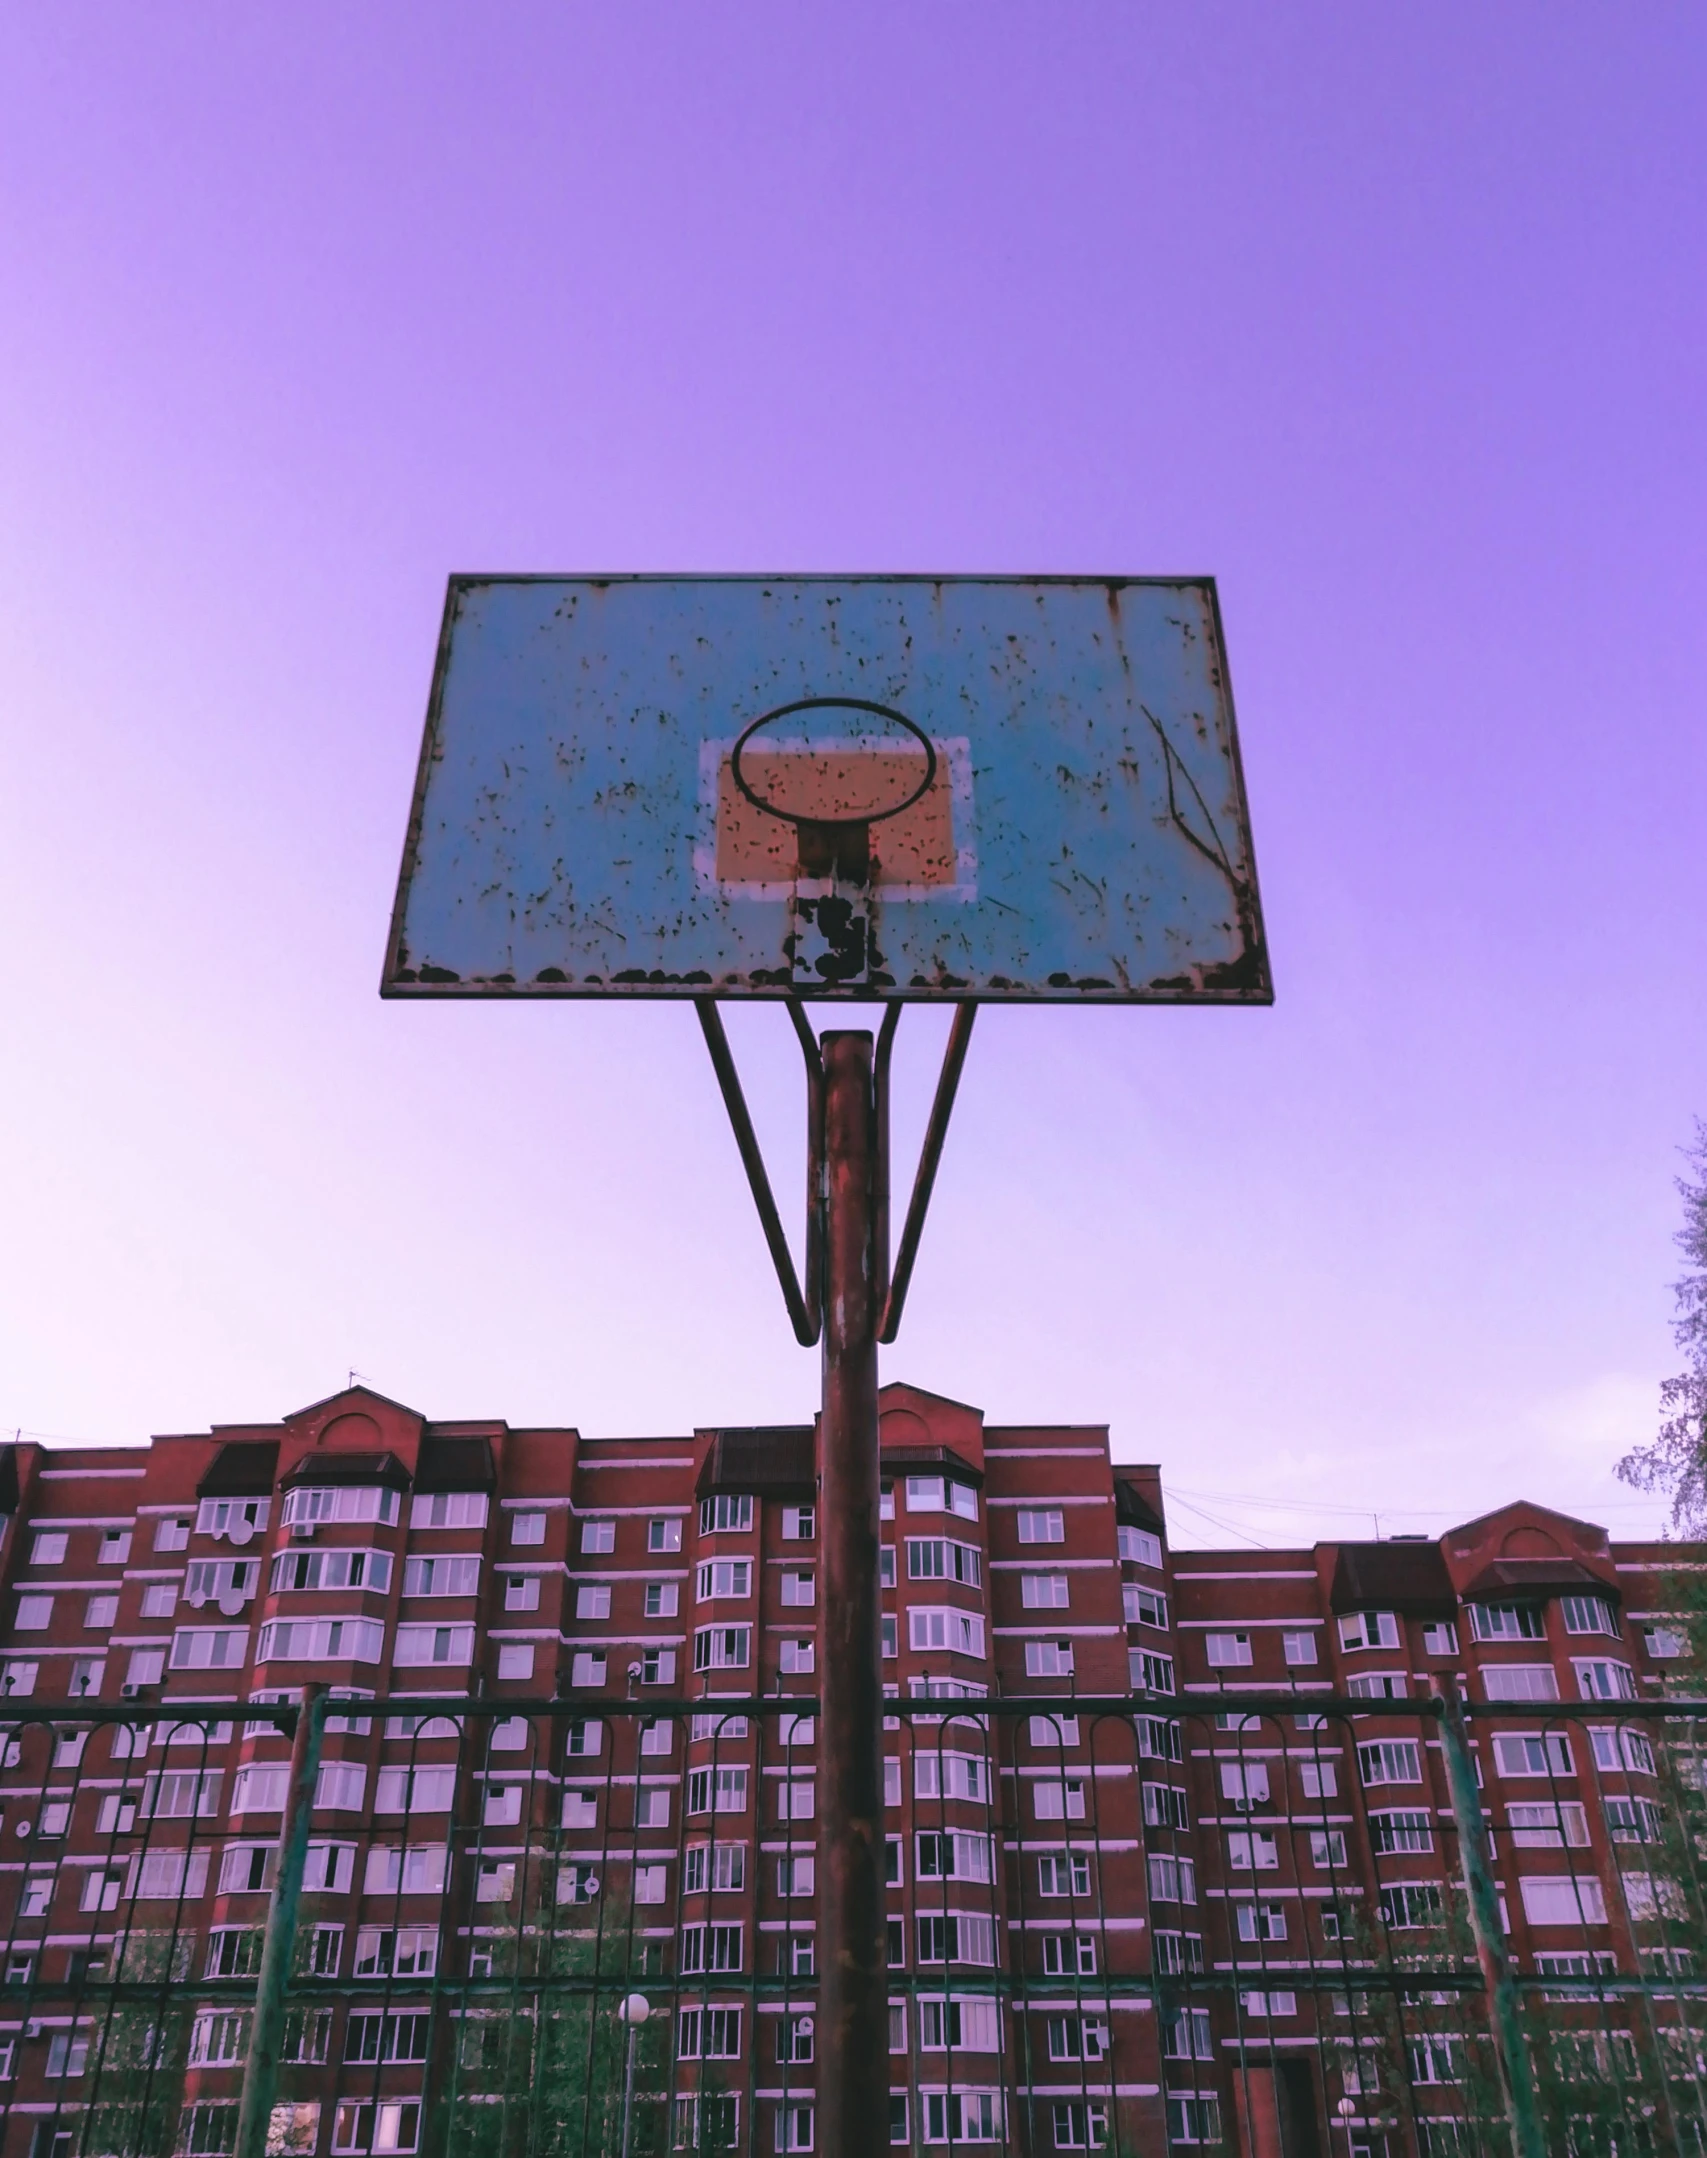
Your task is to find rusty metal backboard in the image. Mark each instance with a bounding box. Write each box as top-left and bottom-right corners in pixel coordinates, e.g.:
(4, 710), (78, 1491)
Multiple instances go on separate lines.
(381, 575), (1271, 1002)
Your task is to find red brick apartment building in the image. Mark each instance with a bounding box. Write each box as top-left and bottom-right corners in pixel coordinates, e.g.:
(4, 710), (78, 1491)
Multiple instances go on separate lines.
(0, 1381), (1696, 2158)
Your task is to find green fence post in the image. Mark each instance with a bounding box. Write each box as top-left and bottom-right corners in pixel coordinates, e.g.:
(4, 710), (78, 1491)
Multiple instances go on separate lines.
(1435, 1682), (1546, 2158)
(234, 1683), (328, 2158)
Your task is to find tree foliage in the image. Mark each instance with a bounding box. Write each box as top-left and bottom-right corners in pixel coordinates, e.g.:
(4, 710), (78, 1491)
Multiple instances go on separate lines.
(1618, 1121), (1707, 1534)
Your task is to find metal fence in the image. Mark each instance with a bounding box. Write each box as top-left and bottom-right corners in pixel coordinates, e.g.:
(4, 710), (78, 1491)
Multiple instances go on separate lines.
(0, 1687), (1701, 2158)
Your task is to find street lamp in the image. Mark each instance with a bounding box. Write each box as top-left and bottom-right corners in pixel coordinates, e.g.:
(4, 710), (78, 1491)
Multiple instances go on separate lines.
(619, 1992), (651, 2158)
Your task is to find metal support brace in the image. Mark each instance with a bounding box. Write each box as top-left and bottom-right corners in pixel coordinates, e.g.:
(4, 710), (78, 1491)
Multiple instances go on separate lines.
(694, 996), (976, 1348)
(234, 1684), (329, 2158)
(1435, 1683), (1547, 2158)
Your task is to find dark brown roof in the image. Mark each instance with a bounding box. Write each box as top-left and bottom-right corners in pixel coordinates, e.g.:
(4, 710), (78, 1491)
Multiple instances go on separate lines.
(197, 1441), (280, 1497)
(696, 1428), (815, 1499)
(414, 1437), (495, 1493)
(1461, 1557), (1620, 1605)
(1329, 1540), (1456, 1616)
(880, 1446), (983, 1488)
(0, 1448), (17, 1516)
(1115, 1479), (1165, 1536)
(279, 1451), (410, 1491)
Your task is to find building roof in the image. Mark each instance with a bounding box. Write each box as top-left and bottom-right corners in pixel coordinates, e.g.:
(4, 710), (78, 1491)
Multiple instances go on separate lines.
(696, 1427), (815, 1499)
(1328, 1540), (1457, 1616)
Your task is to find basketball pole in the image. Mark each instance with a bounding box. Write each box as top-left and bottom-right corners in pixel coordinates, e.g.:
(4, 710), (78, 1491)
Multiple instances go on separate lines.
(818, 1028), (887, 2158)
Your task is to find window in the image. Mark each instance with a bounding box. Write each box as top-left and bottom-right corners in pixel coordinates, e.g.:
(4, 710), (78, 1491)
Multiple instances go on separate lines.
(1520, 1875), (1607, 1926)
(924, 2093), (1000, 2144)
(915, 1830), (993, 1882)
(571, 1581), (612, 1624)
(404, 1555), (481, 1597)
(644, 1582), (678, 1617)
(362, 1844), (447, 1894)
(1164, 2097), (1222, 2146)
(1494, 1730), (1573, 1777)
(782, 1506), (815, 1540)
(576, 1518), (616, 1554)
(14, 1594), (51, 1629)
(1, 1658), (40, 1695)
(881, 1616), (897, 1658)
(1205, 1631), (1252, 1668)
(1051, 2101), (1108, 2150)
(639, 1647), (677, 1685)
(649, 1517), (683, 1552)
(403, 1490), (487, 1534)
(1560, 1595), (1618, 1637)
(1147, 1852), (1198, 1902)
(1282, 1630), (1318, 1665)
(332, 2101), (420, 2155)
(282, 1485), (400, 1529)
(778, 1853), (815, 1896)
(1644, 1624), (1688, 1658)
(1468, 1603), (1545, 1643)
(1017, 1508), (1064, 1544)
(672, 2096), (739, 2151)
(269, 1548), (388, 1594)
(1339, 1611), (1401, 1651)
(140, 1767), (221, 1817)
(1507, 1801), (1590, 1848)
(889, 2097), (909, 2148)
(1118, 1525), (1163, 1568)
(1235, 1902), (1287, 1942)
(154, 1516), (191, 1553)
(1358, 1739), (1422, 1785)
(700, 1495), (754, 1536)
(691, 1709), (748, 1740)
(914, 1751), (987, 1801)
(258, 1617), (384, 1663)
(1590, 1725), (1655, 1774)
(881, 1545), (896, 1586)
(375, 1765), (457, 1813)
(915, 1914), (996, 1966)
(774, 2101), (814, 2152)
(1042, 1932), (1099, 1975)
(678, 2005), (742, 2059)
(1423, 1620), (1459, 1656)
(1023, 1572), (1070, 1608)
(353, 1926), (438, 1977)
(30, 1531), (69, 1565)
(1603, 1794), (1664, 1843)
(679, 1923), (743, 1974)
(1129, 1648), (1174, 1693)
(394, 1623), (476, 1666)
(1574, 1658), (1635, 1701)
(1227, 1830), (1279, 1870)
(1219, 1761), (1269, 1809)
(1370, 1808), (1433, 1854)
(1309, 1831), (1349, 1868)
(97, 1528), (131, 1563)
(698, 1559), (753, 1600)
(1161, 2008), (1215, 2061)
(921, 1996), (1002, 2052)
(1135, 1715), (1182, 1760)
(783, 1635), (816, 1672)
(1026, 1639), (1074, 1678)
(565, 1718), (601, 1757)
(909, 1607), (985, 1656)
(1143, 1781), (1190, 1828)
(171, 1625), (251, 1669)
(1039, 1852), (1092, 1897)
(1379, 1882), (1444, 1929)
(1124, 1583), (1167, 1626)
(570, 1651), (607, 1687)
(687, 1766), (749, 1815)
(305, 1925), (343, 1975)
(1034, 1778), (1087, 1821)
(695, 1625), (751, 1671)
(909, 1539), (983, 1586)
(510, 1511), (547, 1546)
(197, 1498), (269, 1543)
(1030, 1714), (1080, 1748)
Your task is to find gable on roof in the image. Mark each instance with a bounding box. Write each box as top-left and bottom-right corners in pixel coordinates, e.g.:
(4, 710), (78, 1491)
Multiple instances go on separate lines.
(198, 1441), (281, 1498)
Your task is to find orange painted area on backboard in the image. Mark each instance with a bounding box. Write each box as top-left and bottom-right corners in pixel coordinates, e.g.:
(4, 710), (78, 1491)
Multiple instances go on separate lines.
(715, 749), (956, 887)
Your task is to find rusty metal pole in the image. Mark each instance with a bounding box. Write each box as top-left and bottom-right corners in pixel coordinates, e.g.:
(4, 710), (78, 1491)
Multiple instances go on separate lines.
(817, 1029), (885, 2158)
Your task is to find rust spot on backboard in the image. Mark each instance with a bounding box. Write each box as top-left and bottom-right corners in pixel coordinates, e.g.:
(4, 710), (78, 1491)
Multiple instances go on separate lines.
(715, 750), (956, 887)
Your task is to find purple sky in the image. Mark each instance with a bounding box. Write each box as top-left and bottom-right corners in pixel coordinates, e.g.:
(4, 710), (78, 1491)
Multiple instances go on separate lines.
(1, 7), (1702, 1547)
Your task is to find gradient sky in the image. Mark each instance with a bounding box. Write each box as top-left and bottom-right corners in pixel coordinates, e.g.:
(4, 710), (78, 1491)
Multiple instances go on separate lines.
(1, 6), (1702, 1548)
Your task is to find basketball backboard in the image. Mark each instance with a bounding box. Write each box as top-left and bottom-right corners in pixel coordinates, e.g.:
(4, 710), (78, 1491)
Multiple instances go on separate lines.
(382, 575), (1270, 1002)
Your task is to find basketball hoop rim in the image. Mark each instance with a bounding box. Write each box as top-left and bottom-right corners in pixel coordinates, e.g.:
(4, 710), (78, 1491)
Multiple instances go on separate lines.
(729, 697), (939, 829)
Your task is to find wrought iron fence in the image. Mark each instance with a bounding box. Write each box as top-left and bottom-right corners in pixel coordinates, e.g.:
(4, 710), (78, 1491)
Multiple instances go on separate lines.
(0, 1688), (1701, 2158)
